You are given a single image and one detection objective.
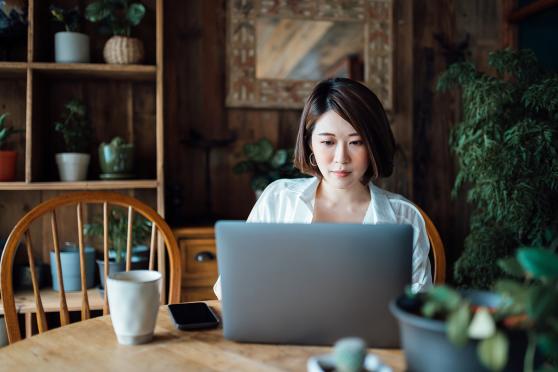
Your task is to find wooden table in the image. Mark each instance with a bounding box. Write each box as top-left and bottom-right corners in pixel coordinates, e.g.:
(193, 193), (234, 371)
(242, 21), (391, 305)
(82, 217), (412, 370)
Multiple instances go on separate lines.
(0, 301), (405, 371)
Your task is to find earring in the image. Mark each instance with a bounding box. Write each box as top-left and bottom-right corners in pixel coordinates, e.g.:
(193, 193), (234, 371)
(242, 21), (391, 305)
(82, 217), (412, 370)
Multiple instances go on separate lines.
(309, 153), (317, 167)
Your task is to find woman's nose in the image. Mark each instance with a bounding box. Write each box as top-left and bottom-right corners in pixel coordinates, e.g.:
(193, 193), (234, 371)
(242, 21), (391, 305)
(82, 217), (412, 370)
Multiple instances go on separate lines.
(334, 143), (349, 164)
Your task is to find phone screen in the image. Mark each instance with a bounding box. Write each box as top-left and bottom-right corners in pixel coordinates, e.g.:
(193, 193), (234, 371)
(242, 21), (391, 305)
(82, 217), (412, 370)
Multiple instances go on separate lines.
(167, 302), (220, 330)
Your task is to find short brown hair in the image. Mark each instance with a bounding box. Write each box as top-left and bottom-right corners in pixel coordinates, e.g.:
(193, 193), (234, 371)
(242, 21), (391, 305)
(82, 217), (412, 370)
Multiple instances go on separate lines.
(293, 78), (396, 183)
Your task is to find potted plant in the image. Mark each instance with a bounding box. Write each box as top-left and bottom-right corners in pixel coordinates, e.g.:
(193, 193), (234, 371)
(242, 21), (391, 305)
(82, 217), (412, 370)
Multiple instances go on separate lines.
(49, 241), (96, 292)
(85, 0), (146, 65)
(0, 112), (24, 181)
(98, 136), (134, 179)
(50, 4), (90, 63)
(54, 99), (92, 182)
(233, 138), (304, 198)
(390, 235), (558, 372)
(436, 49), (558, 288)
(0, 2), (27, 61)
(84, 208), (151, 289)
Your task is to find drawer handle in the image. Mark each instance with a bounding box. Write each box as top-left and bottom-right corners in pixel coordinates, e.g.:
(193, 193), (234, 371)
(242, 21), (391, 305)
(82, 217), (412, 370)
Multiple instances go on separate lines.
(194, 251), (215, 262)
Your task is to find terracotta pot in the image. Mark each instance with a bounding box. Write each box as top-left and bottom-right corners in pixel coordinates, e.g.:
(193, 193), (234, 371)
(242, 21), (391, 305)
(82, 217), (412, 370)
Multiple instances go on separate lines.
(103, 36), (144, 65)
(0, 150), (17, 181)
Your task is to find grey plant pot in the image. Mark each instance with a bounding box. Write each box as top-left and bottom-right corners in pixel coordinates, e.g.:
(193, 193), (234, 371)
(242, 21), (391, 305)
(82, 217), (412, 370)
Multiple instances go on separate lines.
(50, 246), (96, 292)
(54, 32), (90, 63)
(390, 291), (528, 372)
(97, 254), (149, 289)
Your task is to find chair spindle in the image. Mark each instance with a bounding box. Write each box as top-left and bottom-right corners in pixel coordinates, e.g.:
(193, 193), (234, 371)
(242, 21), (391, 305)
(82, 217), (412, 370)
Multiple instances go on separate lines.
(126, 206), (133, 271)
(24, 230), (48, 333)
(50, 211), (70, 326)
(76, 203), (90, 320)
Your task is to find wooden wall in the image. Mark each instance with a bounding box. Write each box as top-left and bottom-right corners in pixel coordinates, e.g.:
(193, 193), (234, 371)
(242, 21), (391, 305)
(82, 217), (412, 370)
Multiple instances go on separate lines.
(164, 0), (503, 282)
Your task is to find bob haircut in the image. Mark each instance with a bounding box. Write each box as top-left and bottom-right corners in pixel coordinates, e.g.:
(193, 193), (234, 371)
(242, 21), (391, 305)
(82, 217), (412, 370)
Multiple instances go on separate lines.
(293, 77), (396, 184)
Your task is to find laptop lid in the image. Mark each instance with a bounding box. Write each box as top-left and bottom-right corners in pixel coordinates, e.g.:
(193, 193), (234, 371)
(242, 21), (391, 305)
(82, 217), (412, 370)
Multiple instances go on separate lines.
(215, 221), (413, 347)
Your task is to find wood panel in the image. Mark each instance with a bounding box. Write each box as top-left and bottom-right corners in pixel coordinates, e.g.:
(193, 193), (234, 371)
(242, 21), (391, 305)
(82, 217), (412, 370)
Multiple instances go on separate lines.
(163, 0), (503, 284)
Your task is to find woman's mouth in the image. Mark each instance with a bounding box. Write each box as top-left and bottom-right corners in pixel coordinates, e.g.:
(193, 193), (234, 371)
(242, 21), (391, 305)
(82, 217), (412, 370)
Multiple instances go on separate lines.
(331, 170), (351, 178)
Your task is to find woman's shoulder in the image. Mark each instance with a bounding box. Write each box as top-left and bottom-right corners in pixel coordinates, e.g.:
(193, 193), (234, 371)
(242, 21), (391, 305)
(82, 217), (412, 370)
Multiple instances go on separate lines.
(371, 184), (424, 223)
(262, 177), (316, 195)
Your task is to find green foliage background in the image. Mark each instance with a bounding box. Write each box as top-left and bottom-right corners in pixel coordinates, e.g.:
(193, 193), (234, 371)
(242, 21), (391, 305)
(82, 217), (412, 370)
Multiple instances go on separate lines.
(437, 49), (558, 288)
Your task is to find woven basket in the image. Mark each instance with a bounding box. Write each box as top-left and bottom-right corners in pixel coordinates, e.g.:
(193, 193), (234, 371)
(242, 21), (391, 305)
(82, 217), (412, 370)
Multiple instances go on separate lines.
(103, 36), (144, 65)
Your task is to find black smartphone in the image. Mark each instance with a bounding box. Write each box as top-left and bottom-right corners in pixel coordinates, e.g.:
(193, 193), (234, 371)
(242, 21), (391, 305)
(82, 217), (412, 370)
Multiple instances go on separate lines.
(167, 302), (220, 330)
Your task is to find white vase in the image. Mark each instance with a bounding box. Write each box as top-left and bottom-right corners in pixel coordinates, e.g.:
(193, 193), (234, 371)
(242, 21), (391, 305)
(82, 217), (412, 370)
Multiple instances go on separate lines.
(55, 153), (90, 181)
(54, 32), (90, 63)
(107, 270), (161, 345)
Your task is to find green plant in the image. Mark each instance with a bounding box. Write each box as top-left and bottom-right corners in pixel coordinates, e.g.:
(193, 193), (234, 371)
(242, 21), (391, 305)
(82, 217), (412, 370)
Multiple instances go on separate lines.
(54, 99), (92, 153)
(436, 49), (558, 288)
(233, 138), (304, 192)
(407, 236), (558, 372)
(85, 0), (145, 37)
(84, 208), (151, 264)
(49, 4), (81, 32)
(0, 112), (23, 150)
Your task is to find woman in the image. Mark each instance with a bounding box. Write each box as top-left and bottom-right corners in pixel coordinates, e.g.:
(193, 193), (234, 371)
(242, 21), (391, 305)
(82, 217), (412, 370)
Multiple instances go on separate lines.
(214, 77), (432, 298)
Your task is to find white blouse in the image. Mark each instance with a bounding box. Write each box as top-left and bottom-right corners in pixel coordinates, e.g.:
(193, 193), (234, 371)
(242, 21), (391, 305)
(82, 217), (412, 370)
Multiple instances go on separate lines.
(213, 177), (433, 299)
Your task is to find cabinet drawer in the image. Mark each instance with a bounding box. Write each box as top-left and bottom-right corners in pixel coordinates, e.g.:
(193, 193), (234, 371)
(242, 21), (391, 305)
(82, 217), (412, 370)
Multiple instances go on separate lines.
(179, 238), (218, 276)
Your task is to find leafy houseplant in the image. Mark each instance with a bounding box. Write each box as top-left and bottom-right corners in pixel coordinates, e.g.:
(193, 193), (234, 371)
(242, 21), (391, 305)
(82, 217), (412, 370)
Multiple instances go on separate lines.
(0, 3), (27, 61)
(50, 4), (90, 63)
(54, 99), (92, 181)
(233, 138), (304, 196)
(436, 49), (558, 289)
(85, 0), (146, 64)
(84, 208), (151, 287)
(0, 112), (23, 181)
(84, 208), (151, 279)
(391, 237), (558, 372)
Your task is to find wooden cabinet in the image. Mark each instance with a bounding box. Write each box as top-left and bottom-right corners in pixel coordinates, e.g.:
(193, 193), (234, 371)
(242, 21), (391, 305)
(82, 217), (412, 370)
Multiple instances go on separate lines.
(174, 227), (218, 302)
(0, 0), (164, 262)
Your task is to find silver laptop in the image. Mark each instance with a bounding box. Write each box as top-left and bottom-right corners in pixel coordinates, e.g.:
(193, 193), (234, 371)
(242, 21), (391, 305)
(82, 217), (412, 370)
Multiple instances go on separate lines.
(215, 221), (413, 347)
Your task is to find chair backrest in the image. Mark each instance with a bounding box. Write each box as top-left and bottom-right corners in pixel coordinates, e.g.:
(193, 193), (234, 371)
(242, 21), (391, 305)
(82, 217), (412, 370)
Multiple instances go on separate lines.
(416, 206), (446, 284)
(0, 191), (181, 344)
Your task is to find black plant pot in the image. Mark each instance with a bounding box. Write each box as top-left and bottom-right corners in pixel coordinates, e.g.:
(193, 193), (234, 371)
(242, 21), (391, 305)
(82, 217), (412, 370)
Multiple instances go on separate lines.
(390, 291), (529, 372)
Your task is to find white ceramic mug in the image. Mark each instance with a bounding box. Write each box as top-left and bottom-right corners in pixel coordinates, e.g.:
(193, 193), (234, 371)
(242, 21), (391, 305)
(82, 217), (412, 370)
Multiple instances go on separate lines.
(107, 270), (161, 345)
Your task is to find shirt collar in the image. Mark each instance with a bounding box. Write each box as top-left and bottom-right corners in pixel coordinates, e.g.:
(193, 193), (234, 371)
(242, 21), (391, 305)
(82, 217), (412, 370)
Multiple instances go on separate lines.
(287, 177), (397, 224)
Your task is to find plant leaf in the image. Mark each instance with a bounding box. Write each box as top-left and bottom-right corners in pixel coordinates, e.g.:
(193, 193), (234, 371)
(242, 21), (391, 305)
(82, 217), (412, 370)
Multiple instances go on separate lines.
(85, 2), (111, 22)
(526, 285), (558, 321)
(497, 257), (525, 278)
(477, 331), (509, 372)
(426, 285), (463, 312)
(517, 248), (558, 280)
(271, 149), (288, 168)
(127, 3), (145, 26)
(447, 305), (472, 347)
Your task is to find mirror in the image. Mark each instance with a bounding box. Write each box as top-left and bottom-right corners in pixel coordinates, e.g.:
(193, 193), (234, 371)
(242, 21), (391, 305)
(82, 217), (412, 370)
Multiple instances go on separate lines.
(256, 18), (364, 80)
(226, 0), (395, 110)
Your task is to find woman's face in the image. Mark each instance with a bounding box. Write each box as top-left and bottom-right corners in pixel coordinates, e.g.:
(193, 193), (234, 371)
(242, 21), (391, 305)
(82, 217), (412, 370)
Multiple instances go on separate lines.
(310, 110), (370, 189)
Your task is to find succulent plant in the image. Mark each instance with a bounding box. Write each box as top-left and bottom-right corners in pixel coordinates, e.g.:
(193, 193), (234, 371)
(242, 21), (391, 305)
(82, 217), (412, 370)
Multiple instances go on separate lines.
(333, 337), (367, 372)
(0, 112), (23, 150)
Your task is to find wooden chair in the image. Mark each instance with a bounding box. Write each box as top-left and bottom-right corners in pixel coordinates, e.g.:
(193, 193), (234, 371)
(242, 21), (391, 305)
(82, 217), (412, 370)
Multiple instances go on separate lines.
(416, 206), (446, 284)
(0, 192), (181, 344)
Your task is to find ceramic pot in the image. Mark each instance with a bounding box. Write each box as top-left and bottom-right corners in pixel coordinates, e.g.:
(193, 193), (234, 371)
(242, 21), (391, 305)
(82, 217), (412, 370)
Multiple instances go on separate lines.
(98, 137), (134, 179)
(50, 245), (96, 292)
(54, 32), (90, 63)
(55, 153), (90, 181)
(0, 150), (17, 181)
(103, 36), (144, 64)
(390, 291), (529, 372)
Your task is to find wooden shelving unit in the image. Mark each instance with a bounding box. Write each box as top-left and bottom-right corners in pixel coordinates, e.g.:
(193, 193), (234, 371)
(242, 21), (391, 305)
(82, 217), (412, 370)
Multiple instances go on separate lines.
(0, 0), (164, 265)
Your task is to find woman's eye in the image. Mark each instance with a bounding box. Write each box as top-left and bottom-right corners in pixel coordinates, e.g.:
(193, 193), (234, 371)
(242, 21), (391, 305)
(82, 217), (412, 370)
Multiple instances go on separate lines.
(321, 140), (334, 146)
(350, 140), (364, 146)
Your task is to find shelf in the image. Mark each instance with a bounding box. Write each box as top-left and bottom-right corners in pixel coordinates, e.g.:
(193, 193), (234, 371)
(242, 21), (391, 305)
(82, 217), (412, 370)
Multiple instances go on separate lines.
(0, 62), (27, 77)
(0, 288), (104, 315)
(31, 63), (157, 81)
(0, 180), (159, 191)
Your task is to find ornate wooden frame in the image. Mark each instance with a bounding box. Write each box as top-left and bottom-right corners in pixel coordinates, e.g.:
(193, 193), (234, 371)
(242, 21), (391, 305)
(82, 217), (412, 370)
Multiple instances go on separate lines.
(226, 0), (395, 110)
